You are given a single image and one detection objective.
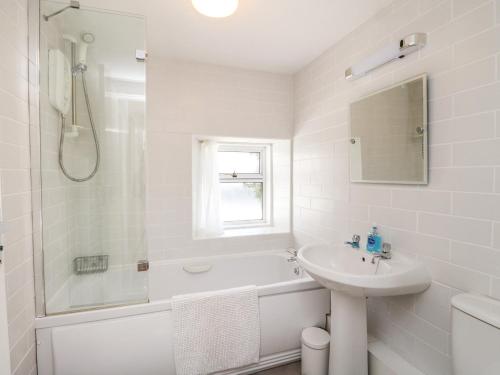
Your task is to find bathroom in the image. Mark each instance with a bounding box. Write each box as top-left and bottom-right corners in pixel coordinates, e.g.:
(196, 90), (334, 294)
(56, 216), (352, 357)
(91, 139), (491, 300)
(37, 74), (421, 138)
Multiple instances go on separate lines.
(1, 0), (500, 374)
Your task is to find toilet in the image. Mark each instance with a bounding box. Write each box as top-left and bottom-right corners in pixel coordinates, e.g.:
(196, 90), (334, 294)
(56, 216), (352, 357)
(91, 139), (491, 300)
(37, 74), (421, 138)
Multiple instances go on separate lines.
(451, 294), (500, 374)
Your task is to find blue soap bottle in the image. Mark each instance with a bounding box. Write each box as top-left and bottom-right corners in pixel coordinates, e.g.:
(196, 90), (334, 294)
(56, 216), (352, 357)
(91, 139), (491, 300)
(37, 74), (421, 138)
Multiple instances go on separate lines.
(366, 224), (382, 253)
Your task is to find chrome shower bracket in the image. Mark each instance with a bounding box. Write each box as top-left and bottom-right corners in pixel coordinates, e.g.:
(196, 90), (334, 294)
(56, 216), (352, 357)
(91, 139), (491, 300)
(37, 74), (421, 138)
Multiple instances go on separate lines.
(72, 63), (88, 74)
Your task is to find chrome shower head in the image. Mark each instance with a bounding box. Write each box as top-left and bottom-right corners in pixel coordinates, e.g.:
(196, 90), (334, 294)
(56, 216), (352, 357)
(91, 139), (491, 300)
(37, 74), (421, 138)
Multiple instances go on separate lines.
(43, 1), (80, 21)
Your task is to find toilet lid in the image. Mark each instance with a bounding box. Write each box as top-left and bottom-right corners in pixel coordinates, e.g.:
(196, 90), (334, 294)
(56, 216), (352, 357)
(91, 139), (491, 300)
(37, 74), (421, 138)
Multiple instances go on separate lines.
(452, 294), (500, 329)
(301, 327), (330, 350)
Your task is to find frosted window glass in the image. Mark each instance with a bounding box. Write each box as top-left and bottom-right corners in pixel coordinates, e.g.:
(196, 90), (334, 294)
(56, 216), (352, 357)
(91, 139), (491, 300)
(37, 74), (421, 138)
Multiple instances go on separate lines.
(220, 182), (263, 222)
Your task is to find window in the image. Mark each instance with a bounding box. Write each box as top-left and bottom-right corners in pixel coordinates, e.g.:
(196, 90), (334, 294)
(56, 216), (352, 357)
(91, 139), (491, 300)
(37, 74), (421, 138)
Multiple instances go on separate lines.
(218, 144), (270, 227)
(193, 138), (290, 239)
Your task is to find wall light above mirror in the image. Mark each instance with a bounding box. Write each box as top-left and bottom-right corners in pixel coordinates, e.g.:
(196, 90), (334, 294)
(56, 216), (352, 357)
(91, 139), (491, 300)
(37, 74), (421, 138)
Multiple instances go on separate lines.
(349, 74), (428, 185)
(345, 33), (426, 80)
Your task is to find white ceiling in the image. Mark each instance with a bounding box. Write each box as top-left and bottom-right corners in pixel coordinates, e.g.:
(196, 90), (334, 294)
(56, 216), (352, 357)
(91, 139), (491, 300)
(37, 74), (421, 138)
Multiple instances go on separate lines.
(74, 0), (394, 74)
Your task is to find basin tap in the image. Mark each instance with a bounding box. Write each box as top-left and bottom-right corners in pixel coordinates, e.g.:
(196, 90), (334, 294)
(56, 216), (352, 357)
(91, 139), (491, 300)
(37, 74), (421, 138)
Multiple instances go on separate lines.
(371, 242), (392, 263)
(345, 234), (361, 249)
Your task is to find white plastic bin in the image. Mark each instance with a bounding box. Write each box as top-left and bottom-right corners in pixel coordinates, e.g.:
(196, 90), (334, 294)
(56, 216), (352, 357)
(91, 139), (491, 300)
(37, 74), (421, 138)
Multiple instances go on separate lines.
(301, 327), (330, 375)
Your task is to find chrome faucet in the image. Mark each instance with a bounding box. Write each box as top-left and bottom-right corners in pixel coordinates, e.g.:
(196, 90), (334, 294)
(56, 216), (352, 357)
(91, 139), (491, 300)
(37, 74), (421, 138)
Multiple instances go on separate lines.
(345, 234), (361, 249)
(286, 248), (300, 275)
(287, 248), (297, 256)
(371, 242), (392, 263)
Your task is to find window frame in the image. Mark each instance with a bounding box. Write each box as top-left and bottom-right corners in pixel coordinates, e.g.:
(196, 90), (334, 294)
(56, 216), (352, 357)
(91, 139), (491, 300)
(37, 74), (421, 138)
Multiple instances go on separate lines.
(218, 143), (271, 228)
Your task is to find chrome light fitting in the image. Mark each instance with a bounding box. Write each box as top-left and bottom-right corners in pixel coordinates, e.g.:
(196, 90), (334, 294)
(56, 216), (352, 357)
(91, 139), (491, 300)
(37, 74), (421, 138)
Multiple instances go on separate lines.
(345, 33), (427, 80)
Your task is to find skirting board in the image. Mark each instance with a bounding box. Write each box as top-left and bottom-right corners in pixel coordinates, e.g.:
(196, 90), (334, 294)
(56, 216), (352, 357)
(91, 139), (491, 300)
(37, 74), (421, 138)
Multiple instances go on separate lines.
(218, 349), (301, 375)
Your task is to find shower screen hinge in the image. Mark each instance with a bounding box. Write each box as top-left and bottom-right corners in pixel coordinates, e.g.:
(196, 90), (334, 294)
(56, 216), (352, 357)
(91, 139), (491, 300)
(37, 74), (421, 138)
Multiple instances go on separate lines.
(137, 260), (149, 272)
(136, 50), (147, 62)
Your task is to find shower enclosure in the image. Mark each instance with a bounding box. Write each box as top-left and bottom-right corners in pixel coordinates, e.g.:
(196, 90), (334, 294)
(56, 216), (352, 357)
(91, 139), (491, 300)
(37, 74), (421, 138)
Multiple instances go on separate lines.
(34, 0), (148, 315)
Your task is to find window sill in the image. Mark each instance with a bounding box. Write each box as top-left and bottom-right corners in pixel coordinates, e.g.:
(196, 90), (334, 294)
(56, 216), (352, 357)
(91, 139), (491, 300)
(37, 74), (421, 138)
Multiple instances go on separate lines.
(221, 225), (289, 238)
(194, 225), (289, 240)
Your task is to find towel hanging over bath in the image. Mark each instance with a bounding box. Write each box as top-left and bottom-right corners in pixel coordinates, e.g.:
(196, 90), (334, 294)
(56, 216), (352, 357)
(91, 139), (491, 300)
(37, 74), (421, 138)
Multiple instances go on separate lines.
(172, 285), (261, 375)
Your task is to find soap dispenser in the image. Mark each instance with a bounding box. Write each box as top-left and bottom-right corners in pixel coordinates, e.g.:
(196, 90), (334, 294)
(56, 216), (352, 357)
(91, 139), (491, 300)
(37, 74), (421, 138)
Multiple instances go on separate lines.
(366, 224), (382, 253)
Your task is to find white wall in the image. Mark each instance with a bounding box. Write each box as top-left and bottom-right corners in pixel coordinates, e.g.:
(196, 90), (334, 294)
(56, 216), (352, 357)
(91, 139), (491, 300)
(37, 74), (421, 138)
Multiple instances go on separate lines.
(0, 0), (37, 373)
(146, 59), (294, 261)
(293, 1), (500, 374)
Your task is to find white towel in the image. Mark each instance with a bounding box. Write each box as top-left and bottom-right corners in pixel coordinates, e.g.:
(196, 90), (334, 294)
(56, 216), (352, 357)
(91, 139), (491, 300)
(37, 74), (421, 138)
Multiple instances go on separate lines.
(172, 285), (260, 375)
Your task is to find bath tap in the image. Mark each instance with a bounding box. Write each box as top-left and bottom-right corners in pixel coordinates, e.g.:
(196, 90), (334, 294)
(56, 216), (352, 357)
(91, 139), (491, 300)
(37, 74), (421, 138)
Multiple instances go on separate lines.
(287, 248), (298, 262)
(286, 249), (300, 275)
(344, 234), (361, 249)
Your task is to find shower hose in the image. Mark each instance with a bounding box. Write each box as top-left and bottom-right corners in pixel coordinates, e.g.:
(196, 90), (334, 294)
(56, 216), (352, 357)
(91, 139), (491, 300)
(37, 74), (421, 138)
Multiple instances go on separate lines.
(58, 71), (100, 182)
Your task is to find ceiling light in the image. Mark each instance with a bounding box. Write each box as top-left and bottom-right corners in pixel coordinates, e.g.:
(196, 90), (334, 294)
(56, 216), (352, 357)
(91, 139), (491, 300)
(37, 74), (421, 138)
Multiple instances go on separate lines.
(192, 0), (239, 18)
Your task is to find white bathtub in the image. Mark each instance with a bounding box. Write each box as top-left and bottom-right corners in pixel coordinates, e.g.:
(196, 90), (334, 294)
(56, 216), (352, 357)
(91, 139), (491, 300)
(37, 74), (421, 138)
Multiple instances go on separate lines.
(36, 250), (330, 375)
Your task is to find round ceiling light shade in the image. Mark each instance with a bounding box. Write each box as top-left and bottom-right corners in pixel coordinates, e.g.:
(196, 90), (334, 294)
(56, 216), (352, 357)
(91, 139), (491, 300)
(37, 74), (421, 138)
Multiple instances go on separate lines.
(192, 0), (239, 18)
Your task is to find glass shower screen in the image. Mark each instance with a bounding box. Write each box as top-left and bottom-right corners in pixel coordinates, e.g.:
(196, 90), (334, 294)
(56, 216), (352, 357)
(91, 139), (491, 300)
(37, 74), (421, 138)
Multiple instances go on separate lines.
(39, 1), (147, 314)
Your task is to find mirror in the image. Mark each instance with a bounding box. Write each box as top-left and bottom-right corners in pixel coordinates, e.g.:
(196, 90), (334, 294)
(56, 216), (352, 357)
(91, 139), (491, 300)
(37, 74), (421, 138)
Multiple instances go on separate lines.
(349, 74), (428, 184)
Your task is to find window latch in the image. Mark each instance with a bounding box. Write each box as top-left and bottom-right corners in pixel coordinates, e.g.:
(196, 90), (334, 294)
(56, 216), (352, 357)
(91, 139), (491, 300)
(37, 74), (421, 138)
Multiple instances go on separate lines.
(232, 171), (238, 178)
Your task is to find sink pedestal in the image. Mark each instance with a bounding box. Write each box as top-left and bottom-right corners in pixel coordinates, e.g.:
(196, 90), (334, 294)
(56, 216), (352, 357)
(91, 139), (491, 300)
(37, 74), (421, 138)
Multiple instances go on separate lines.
(329, 291), (367, 375)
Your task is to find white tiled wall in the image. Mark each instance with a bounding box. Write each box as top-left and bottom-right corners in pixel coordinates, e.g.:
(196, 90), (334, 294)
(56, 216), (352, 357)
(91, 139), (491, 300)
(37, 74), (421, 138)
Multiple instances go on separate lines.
(293, 1), (500, 374)
(146, 59), (294, 261)
(0, 0), (36, 373)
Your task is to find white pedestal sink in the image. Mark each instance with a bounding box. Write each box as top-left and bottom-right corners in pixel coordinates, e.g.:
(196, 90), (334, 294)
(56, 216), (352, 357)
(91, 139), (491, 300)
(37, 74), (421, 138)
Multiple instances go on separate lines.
(297, 244), (430, 375)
